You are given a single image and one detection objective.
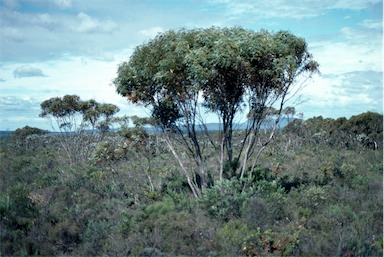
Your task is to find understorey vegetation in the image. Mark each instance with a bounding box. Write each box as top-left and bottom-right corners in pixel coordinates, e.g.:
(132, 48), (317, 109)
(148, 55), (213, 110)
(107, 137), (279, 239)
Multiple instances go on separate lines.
(0, 111), (382, 256)
(1, 27), (382, 256)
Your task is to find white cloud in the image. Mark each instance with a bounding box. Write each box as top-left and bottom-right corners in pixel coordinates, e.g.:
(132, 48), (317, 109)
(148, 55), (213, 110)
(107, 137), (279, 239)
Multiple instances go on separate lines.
(0, 96), (40, 110)
(20, 0), (73, 9)
(13, 65), (45, 78)
(303, 15), (382, 118)
(311, 42), (381, 74)
(0, 50), (150, 130)
(139, 26), (165, 38)
(73, 12), (118, 34)
(360, 19), (382, 29)
(299, 70), (382, 119)
(310, 18), (382, 75)
(330, 0), (382, 9)
(211, 0), (382, 19)
(1, 27), (24, 42)
(0, 96), (43, 130)
(0, 7), (125, 61)
(53, 0), (72, 9)
(341, 20), (382, 45)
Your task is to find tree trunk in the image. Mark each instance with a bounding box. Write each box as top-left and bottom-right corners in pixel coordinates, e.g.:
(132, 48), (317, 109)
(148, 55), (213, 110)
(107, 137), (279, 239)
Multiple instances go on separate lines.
(164, 133), (201, 198)
(250, 112), (281, 172)
(219, 135), (225, 181)
(196, 155), (207, 190)
(240, 131), (255, 179)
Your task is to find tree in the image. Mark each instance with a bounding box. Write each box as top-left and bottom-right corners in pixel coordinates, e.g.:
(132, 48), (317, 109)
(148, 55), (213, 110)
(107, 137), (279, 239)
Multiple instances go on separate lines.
(13, 126), (48, 140)
(343, 112), (383, 149)
(237, 31), (318, 177)
(12, 126), (49, 150)
(283, 112), (383, 150)
(283, 107), (296, 123)
(114, 27), (318, 197)
(40, 95), (119, 164)
(115, 29), (212, 197)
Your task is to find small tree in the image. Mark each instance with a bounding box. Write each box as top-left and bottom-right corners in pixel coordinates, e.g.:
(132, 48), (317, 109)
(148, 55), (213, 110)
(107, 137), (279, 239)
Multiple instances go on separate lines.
(12, 126), (49, 150)
(283, 107), (296, 123)
(39, 95), (119, 164)
(13, 126), (48, 141)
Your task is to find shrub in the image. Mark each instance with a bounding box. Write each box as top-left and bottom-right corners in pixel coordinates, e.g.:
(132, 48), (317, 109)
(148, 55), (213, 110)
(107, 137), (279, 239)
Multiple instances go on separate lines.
(200, 178), (255, 221)
(214, 220), (258, 255)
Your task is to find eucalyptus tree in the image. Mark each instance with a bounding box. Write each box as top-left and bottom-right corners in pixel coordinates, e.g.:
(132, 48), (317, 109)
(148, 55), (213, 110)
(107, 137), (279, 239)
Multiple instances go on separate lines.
(40, 95), (119, 164)
(114, 27), (318, 197)
(115, 30), (209, 197)
(185, 28), (251, 180)
(13, 126), (48, 141)
(12, 126), (49, 150)
(283, 107), (296, 123)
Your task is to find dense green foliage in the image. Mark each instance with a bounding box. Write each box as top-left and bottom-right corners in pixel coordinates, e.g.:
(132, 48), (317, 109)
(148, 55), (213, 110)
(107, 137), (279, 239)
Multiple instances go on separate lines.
(284, 111), (383, 149)
(39, 95), (120, 165)
(1, 112), (382, 256)
(13, 126), (48, 141)
(40, 94), (120, 133)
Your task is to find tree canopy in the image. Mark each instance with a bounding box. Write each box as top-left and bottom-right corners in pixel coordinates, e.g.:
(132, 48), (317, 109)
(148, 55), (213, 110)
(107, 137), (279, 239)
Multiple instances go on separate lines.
(40, 95), (120, 132)
(115, 28), (318, 120)
(39, 95), (120, 164)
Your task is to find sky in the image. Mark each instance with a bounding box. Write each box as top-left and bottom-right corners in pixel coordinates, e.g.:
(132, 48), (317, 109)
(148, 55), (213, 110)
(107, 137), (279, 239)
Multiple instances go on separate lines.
(0, 0), (382, 131)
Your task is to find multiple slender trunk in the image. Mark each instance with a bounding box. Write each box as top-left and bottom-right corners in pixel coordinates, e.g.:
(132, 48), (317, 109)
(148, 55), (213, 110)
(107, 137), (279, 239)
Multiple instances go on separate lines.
(163, 82), (292, 198)
(164, 132), (202, 198)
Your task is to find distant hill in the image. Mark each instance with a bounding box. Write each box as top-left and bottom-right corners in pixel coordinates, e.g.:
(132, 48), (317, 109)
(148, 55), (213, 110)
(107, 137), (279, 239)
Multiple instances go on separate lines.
(0, 131), (13, 138)
(0, 118), (291, 137)
(194, 117), (290, 132)
(145, 117), (290, 133)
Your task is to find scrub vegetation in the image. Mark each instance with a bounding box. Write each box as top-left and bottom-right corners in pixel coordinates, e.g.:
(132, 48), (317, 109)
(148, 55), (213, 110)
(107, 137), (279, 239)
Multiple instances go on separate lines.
(1, 27), (382, 256)
(1, 111), (382, 256)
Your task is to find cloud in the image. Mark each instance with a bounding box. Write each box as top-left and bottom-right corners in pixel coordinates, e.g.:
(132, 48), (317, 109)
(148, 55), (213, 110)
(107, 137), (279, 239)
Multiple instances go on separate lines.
(53, 0), (72, 9)
(0, 52), (150, 130)
(330, 0), (382, 9)
(303, 15), (382, 118)
(360, 19), (382, 29)
(13, 65), (45, 78)
(299, 70), (382, 118)
(0, 7), (121, 61)
(1, 8), (63, 31)
(73, 12), (118, 34)
(331, 71), (382, 107)
(0, 1), (220, 62)
(1, 27), (25, 42)
(0, 96), (40, 109)
(1, 0), (19, 9)
(310, 18), (382, 75)
(7, 0), (73, 9)
(341, 19), (382, 45)
(210, 0), (382, 19)
(139, 26), (165, 38)
(311, 42), (380, 75)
